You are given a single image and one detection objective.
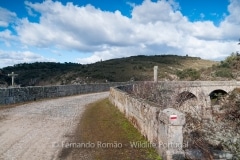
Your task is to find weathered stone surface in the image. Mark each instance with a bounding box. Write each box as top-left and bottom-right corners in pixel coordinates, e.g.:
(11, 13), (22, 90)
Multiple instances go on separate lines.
(154, 66), (158, 82)
(0, 82), (130, 105)
(109, 81), (240, 159)
(164, 150), (185, 160)
(212, 150), (234, 160)
(185, 149), (204, 160)
(159, 108), (185, 126)
(109, 86), (186, 160)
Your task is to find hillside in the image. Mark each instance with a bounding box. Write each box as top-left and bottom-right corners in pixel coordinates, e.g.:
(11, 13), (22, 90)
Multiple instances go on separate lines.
(0, 55), (217, 87)
(199, 53), (240, 81)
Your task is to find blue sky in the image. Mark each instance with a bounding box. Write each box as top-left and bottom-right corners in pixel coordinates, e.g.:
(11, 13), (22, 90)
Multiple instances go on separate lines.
(0, 0), (240, 68)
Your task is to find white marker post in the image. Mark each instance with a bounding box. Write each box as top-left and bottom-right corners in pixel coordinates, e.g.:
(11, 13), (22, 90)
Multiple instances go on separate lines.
(8, 72), (18, 87)
(154, 66), (158, 82)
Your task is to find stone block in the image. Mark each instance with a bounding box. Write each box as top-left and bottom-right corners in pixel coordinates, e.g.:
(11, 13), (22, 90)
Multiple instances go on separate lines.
(159, 108), (185, 126)
(0, 89), (9, 97)
(185, 149), (204, 160)
(164, 150), (185, 160)
(5, 97), (14, 104)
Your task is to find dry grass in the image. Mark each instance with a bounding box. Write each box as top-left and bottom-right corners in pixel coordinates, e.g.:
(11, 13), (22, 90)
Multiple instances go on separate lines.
(182, 59), (218, 70)
(59, 98), (161, 160)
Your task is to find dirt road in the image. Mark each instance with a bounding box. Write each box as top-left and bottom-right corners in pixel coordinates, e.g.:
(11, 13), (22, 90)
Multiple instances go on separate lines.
(0, 92), (109, 160)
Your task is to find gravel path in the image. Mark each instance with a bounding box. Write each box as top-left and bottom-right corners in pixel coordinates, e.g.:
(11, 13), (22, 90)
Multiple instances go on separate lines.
(0, 92), (109, 160)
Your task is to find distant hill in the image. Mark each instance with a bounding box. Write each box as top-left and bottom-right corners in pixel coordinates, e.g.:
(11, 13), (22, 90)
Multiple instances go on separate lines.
(0, 55), (218, 87)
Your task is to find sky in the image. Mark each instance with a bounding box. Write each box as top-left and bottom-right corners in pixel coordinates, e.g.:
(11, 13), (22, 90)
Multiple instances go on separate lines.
(0, 0), (240, 68)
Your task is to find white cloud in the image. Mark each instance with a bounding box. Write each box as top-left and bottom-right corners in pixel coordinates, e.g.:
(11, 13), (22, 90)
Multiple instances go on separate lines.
(3, 0), (239, 66)
(0, 29), (18, 47)
(17, 1), (134, 52)
(190, 21), (222, 40)
(0, 8), (18, 47)
(226, 0), (240, 24)
(77, 46), (148, 64)
(219, 0), (240, 40)
(0, 7), (17, 27)
(25, 6), (37, 17)
(131, 0), (183, 23)
(126, 1), (136, 8)
(0, 50), (54, 68)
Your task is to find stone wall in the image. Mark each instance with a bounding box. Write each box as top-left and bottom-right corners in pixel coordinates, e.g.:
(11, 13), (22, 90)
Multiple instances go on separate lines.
(122, 82), (239, 159)
(0, 82), (129, 105)
(109, 85), (186, 160)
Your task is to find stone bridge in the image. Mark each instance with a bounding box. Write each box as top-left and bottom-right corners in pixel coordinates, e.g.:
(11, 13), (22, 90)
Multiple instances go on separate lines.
(110, 81), (240, 160)
(133, 81), (240, 107)
(159, 81), (240, 100)
(152, 81), (240, 119)
(1, 80), (239, 159)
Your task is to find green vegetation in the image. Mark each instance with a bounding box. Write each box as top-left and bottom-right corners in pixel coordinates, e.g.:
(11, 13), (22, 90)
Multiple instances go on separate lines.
(59, 98), (161, 160)
(2, 53), (240, 86)
(0, 62), (82, 86)
(176, 52), (240, 80)
(215, 68), (233, 78)
(0, 55), (216, 86)
(212, 53), (240, 78)
(176, 68), (200, 80)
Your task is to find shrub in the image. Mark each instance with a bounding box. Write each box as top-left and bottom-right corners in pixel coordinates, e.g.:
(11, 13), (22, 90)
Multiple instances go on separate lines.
(176, 68), (200, 80)
(215, 68), (233, 78)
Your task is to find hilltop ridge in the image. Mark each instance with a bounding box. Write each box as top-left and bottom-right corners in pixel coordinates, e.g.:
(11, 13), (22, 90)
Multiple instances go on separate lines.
(0, 55), (218, 87)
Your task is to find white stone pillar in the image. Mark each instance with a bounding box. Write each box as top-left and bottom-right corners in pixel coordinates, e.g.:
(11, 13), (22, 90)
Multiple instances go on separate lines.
(154, 66), (158, 82)
(158, 108), (186, 160)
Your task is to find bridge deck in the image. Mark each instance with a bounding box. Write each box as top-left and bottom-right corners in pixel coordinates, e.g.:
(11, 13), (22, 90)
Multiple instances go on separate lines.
(0, 92), (109, 160)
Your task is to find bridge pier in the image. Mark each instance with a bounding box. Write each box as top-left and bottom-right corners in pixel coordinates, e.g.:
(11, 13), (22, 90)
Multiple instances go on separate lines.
(202, 96), (213, 120)
(194, 93), (213, 120)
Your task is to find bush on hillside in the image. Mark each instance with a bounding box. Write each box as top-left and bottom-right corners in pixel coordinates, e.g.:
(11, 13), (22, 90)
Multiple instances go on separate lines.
(215, 68), (233, 78)
(176, 68), (200, 80)
(219, 52), (240, 69)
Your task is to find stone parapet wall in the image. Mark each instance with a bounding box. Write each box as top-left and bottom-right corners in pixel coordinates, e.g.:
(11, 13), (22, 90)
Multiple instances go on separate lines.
(155, 81), (240, 87)
(0, 82), (129, 105)
(109, 86), (186, 160)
